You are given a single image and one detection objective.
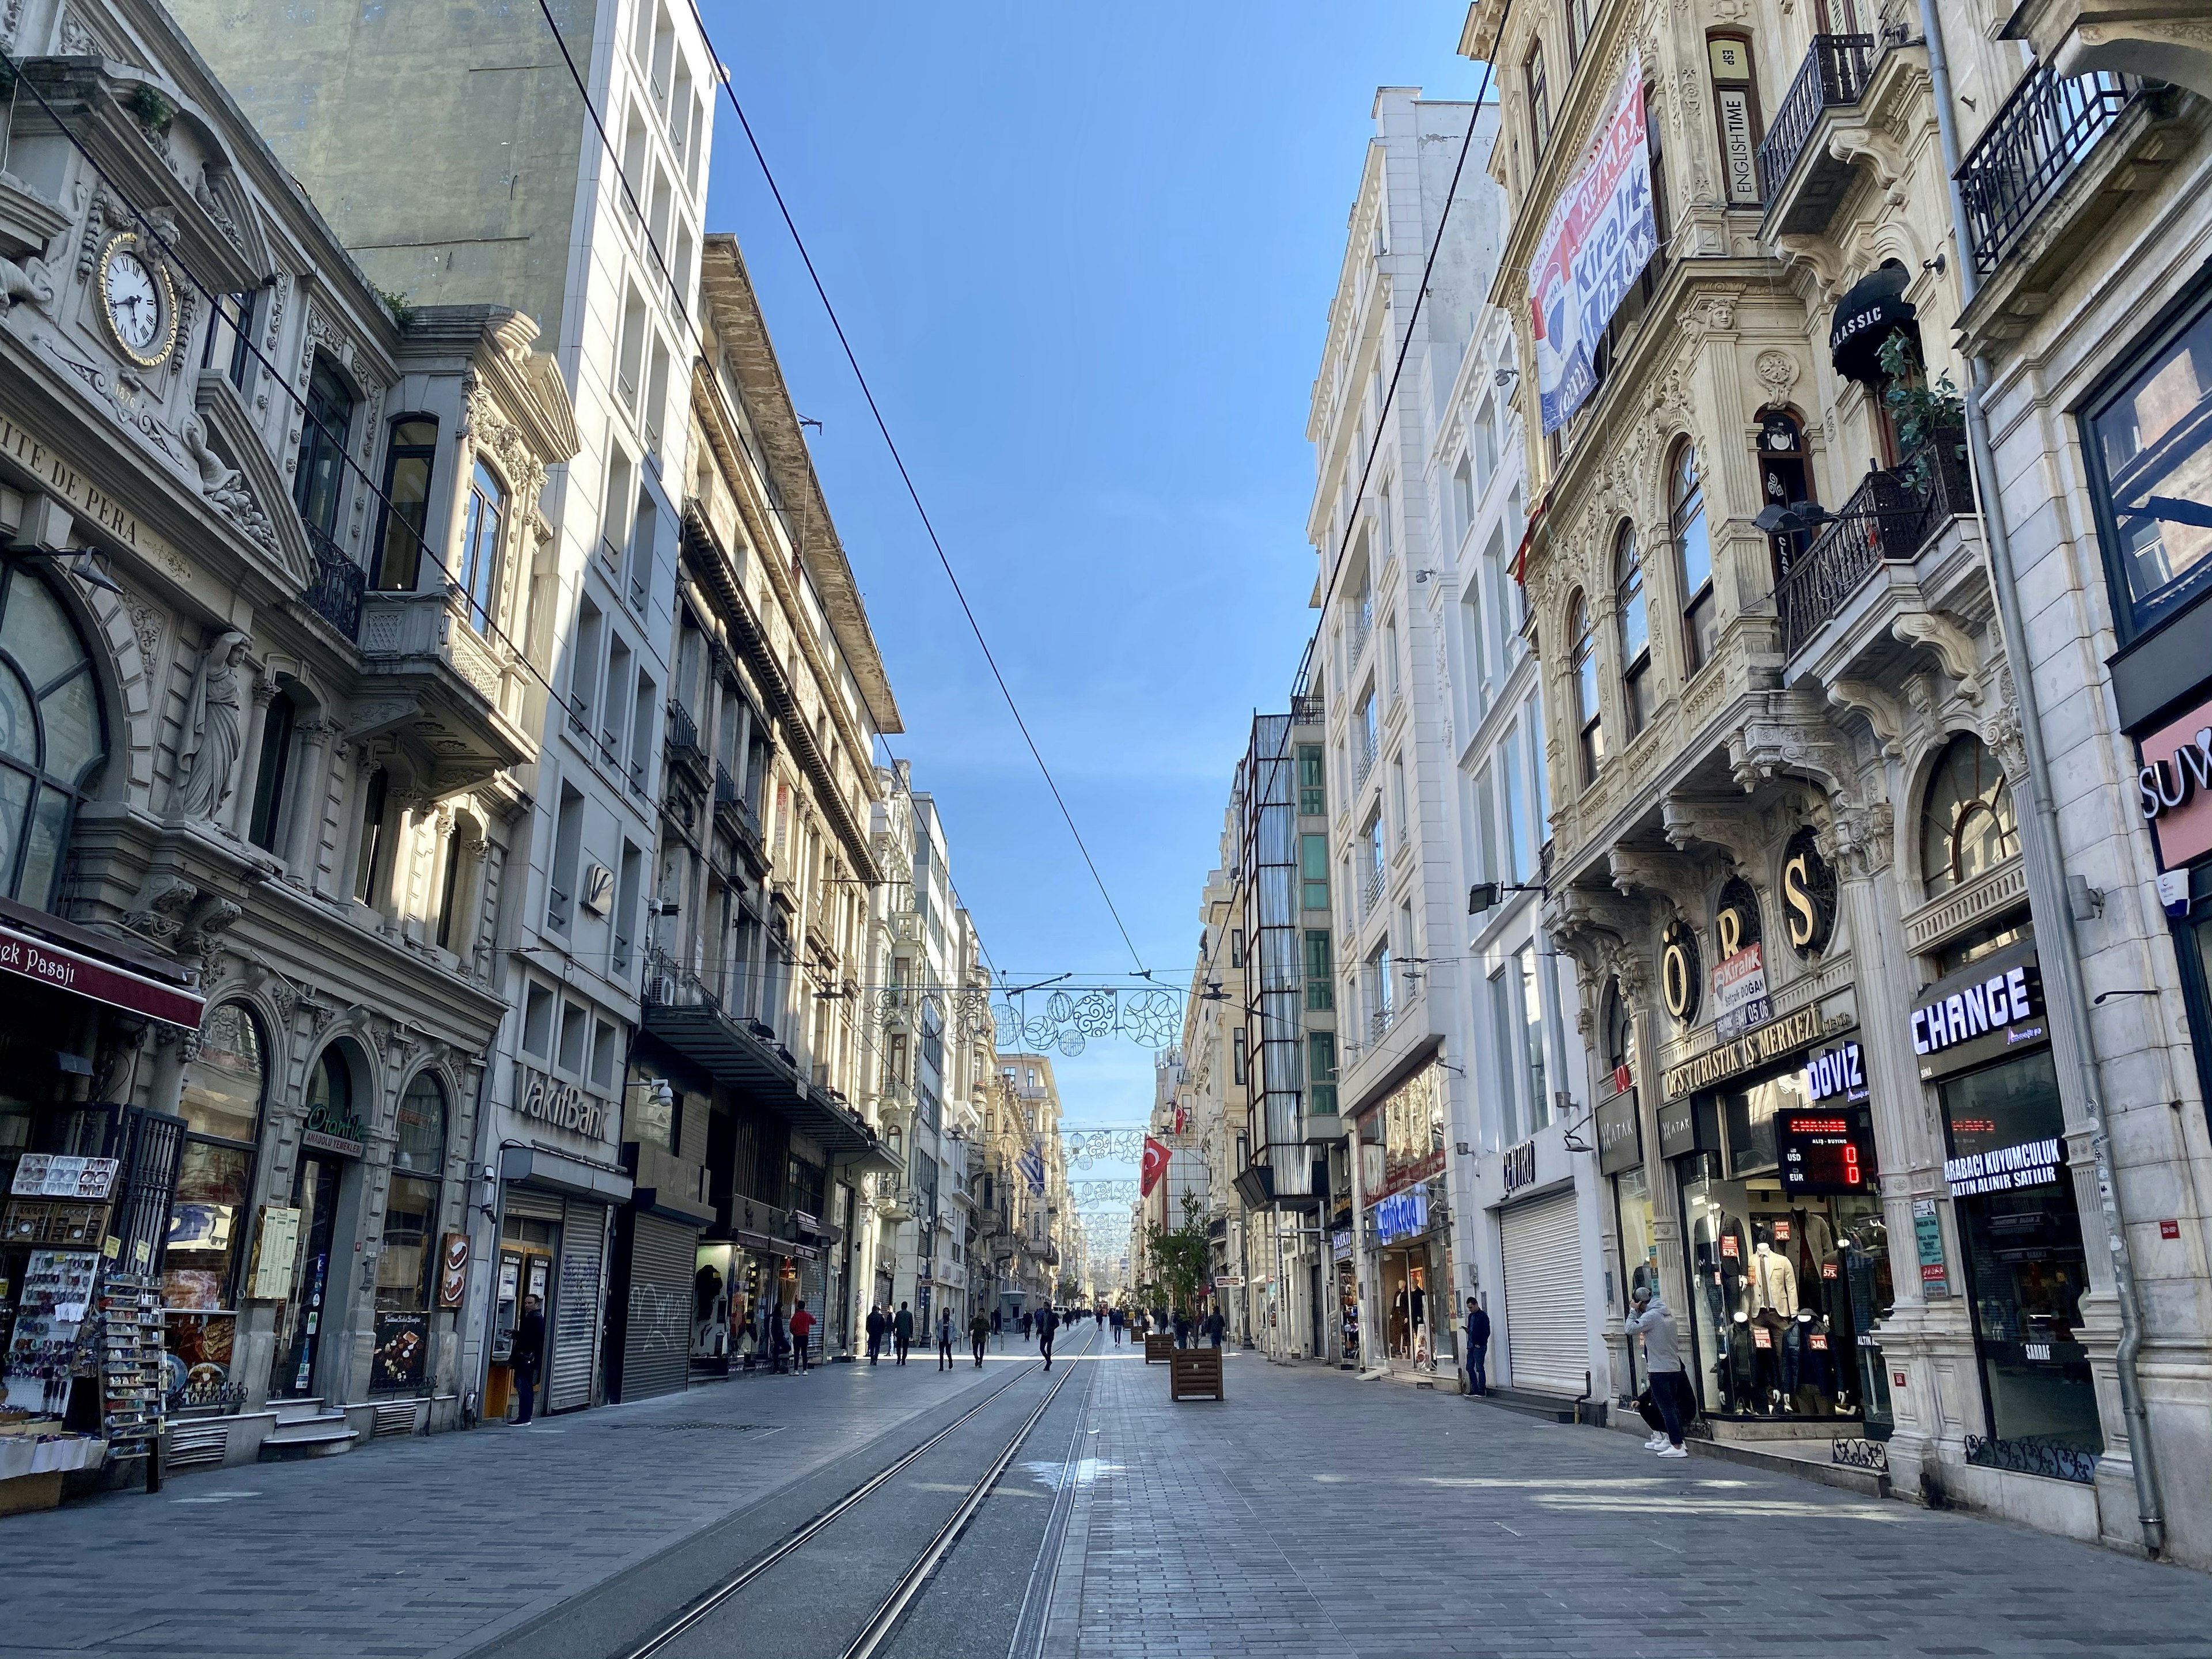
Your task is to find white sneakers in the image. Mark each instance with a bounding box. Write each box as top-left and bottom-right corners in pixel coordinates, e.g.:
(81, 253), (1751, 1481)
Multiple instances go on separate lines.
(1643, 1433), (1668, 1450)
(1656, 1445), (1689, 1459)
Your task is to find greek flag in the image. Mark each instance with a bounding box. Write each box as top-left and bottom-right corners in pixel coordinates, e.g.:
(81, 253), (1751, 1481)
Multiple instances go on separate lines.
(1018, 1145), (1047, 1195)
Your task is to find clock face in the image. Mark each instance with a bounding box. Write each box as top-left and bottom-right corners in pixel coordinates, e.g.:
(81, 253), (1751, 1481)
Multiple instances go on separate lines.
(99, 238), (174, 365)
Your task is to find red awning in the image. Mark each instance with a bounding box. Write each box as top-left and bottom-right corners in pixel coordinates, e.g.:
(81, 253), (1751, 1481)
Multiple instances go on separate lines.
(0, 920), (203, 1029)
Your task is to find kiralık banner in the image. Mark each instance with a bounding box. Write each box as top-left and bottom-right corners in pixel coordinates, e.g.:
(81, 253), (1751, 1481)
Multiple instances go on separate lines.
(1529, 52), (1658, 435)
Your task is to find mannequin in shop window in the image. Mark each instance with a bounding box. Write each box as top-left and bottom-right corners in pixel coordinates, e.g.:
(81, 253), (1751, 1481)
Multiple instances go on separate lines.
(1746, 1226), (1799, 1410)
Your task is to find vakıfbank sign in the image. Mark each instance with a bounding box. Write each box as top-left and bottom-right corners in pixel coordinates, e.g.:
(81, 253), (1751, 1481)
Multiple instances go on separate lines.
(514, 1062), (614, 1142)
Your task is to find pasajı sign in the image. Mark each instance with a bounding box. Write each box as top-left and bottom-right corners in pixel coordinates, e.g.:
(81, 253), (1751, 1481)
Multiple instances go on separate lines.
(516, 1063), (613, 1141)
(1945, 1136), (2063, 1197)
(0, 919), (203, 1029)
(1910, 945), (2044, 1081)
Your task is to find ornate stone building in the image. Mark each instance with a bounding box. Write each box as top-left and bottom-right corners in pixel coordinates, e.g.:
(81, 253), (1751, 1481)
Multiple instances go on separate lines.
(0, 0), (573, 1462)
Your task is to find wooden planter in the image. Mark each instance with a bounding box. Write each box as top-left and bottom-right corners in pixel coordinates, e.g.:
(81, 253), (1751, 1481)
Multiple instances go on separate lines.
(1143, 1332), (1175, 1364)
(1170, 1347), (1224, 1402)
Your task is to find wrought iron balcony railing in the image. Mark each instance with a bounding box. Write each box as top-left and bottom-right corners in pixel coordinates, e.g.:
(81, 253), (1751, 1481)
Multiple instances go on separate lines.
(1290, 694), (1324, 726)
(1775, 438), (1974, 657)
(302, 523), (365, 642)
(1757, 35), (1876, 202)
(1958, 65), (2142, 275)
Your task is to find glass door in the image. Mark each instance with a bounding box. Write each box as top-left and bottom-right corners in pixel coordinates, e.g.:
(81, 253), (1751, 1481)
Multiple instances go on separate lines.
(273, 1156), (342, 1399)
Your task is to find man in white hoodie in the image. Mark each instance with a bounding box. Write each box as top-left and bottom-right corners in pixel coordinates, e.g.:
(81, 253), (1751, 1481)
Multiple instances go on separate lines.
(1624, 1287), (1692, 1458)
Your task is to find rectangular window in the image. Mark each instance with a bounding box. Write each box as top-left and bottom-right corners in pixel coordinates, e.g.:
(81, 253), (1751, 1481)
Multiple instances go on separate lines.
(1527, 41), (1551, 154)
(1308, 1031), (1338, 1117)
(557, 998), (588, 1074)
(521, 982), (554, 1056)
(1517, 944), (1549, 1131)
(1474, 766), (1499, 889)
(1391, 758), (1410, 847)
(2085, 291), (2212, 638)
(1453, 456), (1475, 540)
(1229, 927), (1245, 969)
(1525, 691), (1551, 830)
(372, 418), (438, 592)
(1502, 726), (1533, 884)
(1298, 744), (1326, 817)
(352, 766), (390, 907)
(459, 460), (506, 635)
(1385, 619), (1402, 702)
(1300, 833), (1331, 911)
(590, 1019), (620, 1089)
(548, 782), (584, 932)
(1305, 930), (1334, 1010)
(1232, 1028), (1247, 1086)
(1491, 968), (1521, 1145)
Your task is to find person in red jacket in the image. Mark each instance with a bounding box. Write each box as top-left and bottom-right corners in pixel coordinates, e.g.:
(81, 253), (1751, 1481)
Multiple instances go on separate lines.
(789, 1300), (815, 1374)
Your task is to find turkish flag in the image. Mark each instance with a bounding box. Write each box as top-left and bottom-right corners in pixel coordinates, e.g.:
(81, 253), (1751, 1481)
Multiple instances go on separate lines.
(1140, 1135), (1171, 1198)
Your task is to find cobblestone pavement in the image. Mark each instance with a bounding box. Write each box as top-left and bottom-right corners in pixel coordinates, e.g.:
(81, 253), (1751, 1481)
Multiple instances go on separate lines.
(1046, 1350), (2212, 1658)
(0, 1350), (1033, 1659)
(8, 1339), (2212, 1659)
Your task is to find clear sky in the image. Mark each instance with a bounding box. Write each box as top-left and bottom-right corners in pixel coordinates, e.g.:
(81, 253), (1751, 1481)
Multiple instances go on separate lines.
(697, 3), (1491, 1228)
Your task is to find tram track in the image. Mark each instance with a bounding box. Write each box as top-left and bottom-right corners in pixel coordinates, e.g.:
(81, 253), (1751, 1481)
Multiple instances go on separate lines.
(613, 1320), (1102, 1659)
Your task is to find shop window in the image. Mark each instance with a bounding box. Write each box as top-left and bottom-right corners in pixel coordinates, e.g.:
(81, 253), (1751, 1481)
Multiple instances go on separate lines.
(1614, 525), (1650, 737)
(1672, 441), (1718, 672)
(0, 563), (108, 911)
(1569, 589), (1603, 787)
(1920, 732), (2018, 898)
(164, 1001), (266, 1408)
(372, 417), (438, 592)
(1614, 1166), (1657, 1395)
(2084, 291), (2212, 638)
(1940, 1049), (2102, 1453)
(373, 1074), (446, 1393)
(292, 353), (355, 543)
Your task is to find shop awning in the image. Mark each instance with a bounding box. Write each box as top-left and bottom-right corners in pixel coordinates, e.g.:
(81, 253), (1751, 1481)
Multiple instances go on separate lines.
(0, 900), (202, 1029)
(500, 1143), (634, 1206)
(642, 999), (894, 1163)
(1830, 260), (1919, 385)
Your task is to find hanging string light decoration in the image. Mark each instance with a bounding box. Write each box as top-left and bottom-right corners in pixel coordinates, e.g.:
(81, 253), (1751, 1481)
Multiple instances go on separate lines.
(1062, 1130), (1149, 1168)
(990, 987), (1180, 1056)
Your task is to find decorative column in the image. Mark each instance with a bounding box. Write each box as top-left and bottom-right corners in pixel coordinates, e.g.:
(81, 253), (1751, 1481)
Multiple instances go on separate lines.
(283, 718), (338, 877)
(231, 674), (278, 840)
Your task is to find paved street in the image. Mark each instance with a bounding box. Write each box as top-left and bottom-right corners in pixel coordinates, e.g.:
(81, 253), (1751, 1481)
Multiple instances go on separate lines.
(6, 1330), (2212, 1658)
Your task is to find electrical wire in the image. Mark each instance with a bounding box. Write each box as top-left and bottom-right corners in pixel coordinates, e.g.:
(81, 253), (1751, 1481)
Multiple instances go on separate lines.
(675, 0), (1149, 978)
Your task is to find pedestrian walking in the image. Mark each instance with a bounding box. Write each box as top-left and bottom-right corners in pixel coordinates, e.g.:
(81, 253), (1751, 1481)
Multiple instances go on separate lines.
(1206, 1308), (1225, 1349)
(1464, 1297), (1491, 1396)
(1624, 1287), (1692, 1457)
(1020, 1310), (1033, 1342)
(969, 1308), (990, 1367)
(992, 1306), (1004, 1350)
(866, 1304), (887, 1364)
(893, 1301), (914, 1366)
(790, 1300), (816, 1373)
(1172, 1306), (1192, 1349)
(511, 1294), (545, 1425)
(936, 1308), (955, 1370)
(768, 1304), (789, 1373)
(1037, 1301), (1060, 1370)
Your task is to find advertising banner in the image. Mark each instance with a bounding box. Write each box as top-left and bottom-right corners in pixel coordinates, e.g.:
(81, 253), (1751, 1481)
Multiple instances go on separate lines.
(1529, 53), (1658, 434)
(1711, 942), (1771, 1040)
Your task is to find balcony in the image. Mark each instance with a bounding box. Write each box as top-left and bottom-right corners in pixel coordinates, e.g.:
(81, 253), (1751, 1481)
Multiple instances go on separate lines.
(1775, 440), (1974, 658)
(302, 525), (365, 642)
(1958, 64), (2145, 275)
(1290, 694), (1324, 726)
(1758, 35), (1877, 230)
(355, 585), (535, 789)
(664, 698), (711, 786)
(1362, 863), (1385, 914)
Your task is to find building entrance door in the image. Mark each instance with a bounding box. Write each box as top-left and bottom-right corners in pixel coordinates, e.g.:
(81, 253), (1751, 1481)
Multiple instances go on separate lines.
(273, 1155), (342, 1398)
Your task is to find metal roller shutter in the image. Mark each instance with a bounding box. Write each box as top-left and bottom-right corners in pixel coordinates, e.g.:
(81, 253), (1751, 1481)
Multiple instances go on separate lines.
(1499, 1188), (1590, 1396)
(548, 1199), (607, 1412)
(620, 1214), (697, 1402)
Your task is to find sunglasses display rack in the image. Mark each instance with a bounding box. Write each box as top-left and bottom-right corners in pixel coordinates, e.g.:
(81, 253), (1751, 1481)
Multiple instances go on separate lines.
(98, 1271), (164, 1460)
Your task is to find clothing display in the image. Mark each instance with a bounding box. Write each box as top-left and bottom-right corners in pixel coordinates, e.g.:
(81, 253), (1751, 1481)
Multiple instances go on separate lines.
(1747, 1243), (1798, 1317)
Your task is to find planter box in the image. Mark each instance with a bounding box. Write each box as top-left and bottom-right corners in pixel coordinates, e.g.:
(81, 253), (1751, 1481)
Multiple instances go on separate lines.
(1143, 1333), (1175, 1364)
(1170, 1347), (1224, 1402)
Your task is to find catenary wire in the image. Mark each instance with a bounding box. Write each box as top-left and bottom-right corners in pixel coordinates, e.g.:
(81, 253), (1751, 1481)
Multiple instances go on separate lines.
(674, 0), (1150, 978)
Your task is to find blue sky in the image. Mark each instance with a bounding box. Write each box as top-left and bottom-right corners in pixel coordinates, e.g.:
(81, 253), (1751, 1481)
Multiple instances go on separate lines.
(698, 3), (1490, 1222)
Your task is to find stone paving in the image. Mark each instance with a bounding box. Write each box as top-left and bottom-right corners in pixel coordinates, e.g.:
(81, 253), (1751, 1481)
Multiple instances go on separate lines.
(1047, 1349), (2212, 1658)
(0, 1352), (1027, 1659)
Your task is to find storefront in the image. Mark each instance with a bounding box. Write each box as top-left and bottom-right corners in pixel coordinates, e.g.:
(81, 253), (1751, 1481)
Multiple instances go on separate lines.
(1497, 1175), (1588, 1396)
(1356, 1061), (1449, 1369)
(1660, 1006), (1892, 1425)
(1911, 941), (2101, 1458)
(491, 1139), (629, 1417)
(1596, 1082), (1653, 1397)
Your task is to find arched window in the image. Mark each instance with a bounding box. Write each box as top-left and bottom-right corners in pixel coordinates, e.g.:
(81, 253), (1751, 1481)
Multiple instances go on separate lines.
(376, 1073), (448, 1391)
(1615, 524), (1651, 736)
(0, 563), (107, 910)
(372, 417), (439, 592)
(1920, 733), (2018, 897)
(1672, 441), (1717, 672)
(458, 460), (507, 635)
(165, 1002), (268, 1390)
(1569, 589), (1603, 787)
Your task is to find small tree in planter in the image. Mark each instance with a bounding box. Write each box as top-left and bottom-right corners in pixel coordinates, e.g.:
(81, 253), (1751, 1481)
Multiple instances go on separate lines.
(1146, 1192), (1211, 1321)
(1878, 332), (1968, 494)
